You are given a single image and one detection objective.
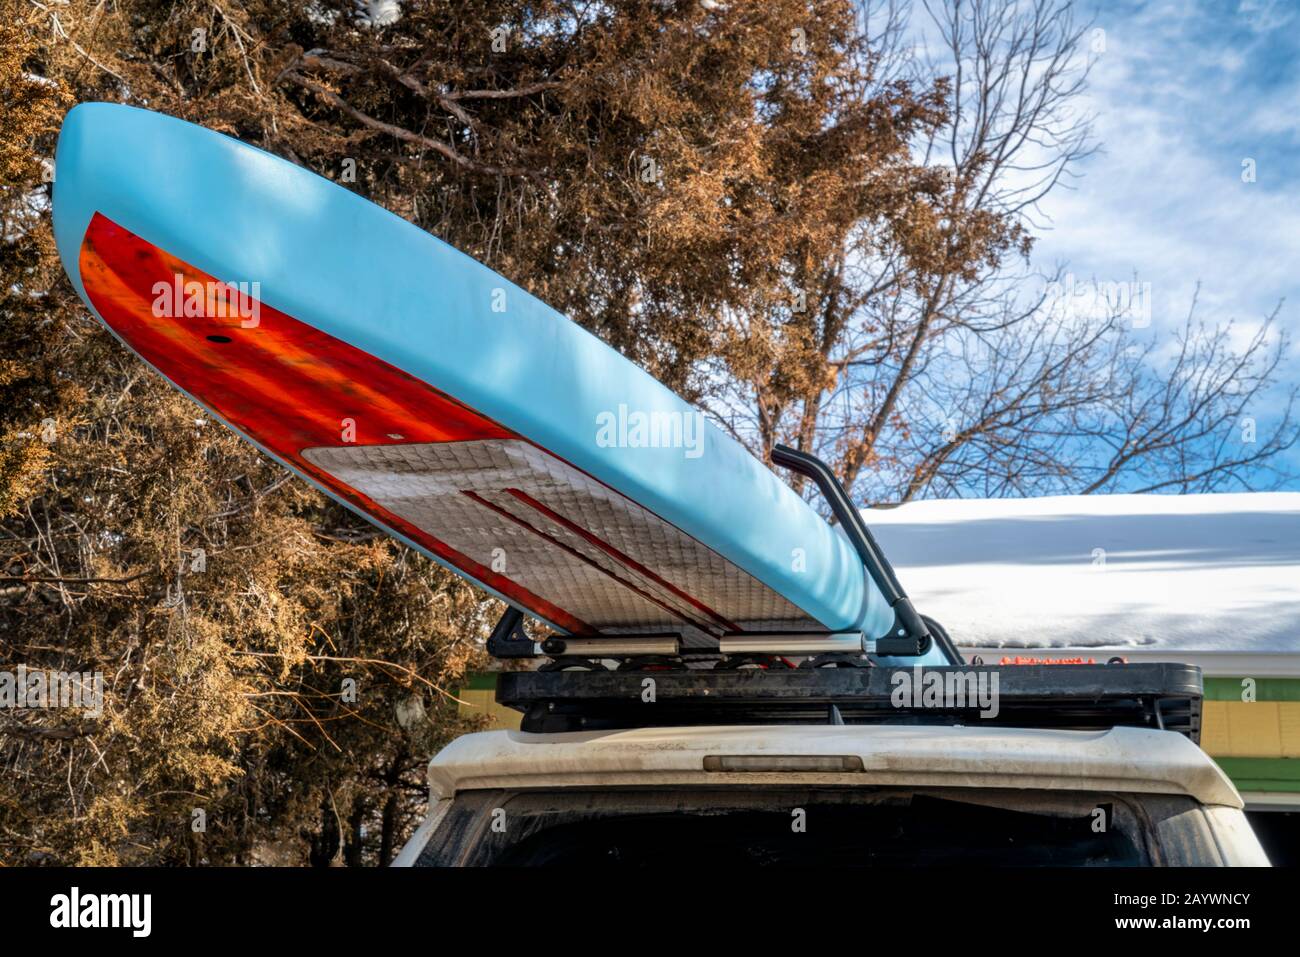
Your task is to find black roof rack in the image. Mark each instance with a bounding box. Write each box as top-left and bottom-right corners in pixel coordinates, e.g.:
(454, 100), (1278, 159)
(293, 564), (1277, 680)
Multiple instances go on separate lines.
(497, 662), (1203, 741)
(484, 450), (1201, 743)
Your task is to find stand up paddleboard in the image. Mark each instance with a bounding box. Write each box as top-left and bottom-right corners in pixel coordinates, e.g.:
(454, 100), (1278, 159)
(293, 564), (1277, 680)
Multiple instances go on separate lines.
(53, 103), (950, 663)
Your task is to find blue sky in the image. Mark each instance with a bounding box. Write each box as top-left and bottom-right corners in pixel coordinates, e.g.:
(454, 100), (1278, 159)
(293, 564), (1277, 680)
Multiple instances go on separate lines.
(1037, 0), (1299, 322)
(1030, 0), (1300, 482)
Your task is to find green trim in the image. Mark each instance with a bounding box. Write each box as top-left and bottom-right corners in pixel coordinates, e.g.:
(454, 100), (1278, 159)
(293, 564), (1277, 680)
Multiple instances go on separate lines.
(1203, 677), (1300, 702)
(461, 673), (500, 691)
(1215, 757), (1300, 793)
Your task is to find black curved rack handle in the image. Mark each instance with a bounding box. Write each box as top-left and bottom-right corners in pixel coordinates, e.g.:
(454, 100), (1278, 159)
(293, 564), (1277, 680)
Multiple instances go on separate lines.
(770, 444), (962, 664)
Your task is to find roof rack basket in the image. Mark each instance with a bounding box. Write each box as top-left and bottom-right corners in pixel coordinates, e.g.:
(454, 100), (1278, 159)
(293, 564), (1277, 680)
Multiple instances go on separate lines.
(497, 661), (1204, 739)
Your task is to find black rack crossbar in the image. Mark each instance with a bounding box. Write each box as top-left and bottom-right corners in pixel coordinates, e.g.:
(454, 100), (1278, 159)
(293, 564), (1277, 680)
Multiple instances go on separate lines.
(498, 663), (1202, 740)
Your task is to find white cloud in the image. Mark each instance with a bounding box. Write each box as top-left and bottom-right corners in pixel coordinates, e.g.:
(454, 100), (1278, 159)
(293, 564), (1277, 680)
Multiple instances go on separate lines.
(1030, 1), (1300, 337)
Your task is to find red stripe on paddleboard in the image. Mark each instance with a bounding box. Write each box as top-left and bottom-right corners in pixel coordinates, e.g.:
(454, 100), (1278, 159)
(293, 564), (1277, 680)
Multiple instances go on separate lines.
(78, 212), (595, 636)
(503, 488), (740, 633)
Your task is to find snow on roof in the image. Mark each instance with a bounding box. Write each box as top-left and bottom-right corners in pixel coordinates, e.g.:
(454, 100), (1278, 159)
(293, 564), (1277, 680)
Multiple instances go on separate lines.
(864, 492), (1300, 655)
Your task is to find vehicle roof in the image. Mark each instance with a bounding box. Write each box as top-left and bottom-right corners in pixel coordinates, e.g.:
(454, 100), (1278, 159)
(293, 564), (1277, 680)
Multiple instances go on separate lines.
(427, 724), (1242, 808)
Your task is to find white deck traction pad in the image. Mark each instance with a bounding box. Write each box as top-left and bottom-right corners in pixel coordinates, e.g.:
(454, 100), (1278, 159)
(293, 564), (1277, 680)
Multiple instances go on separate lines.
(302, 439), (822, 645)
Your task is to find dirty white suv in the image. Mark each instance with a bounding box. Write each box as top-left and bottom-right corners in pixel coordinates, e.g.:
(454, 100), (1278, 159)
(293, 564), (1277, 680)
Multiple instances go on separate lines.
(395, 721), (1267, 867)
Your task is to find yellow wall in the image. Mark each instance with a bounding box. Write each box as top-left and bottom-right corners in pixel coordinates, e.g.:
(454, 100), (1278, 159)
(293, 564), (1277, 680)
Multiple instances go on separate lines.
(1202, 701), (1300, 758)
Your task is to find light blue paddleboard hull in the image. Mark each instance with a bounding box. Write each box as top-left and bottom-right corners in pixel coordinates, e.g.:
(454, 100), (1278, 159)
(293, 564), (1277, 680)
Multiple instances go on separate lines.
(53, 102), (918, 653)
